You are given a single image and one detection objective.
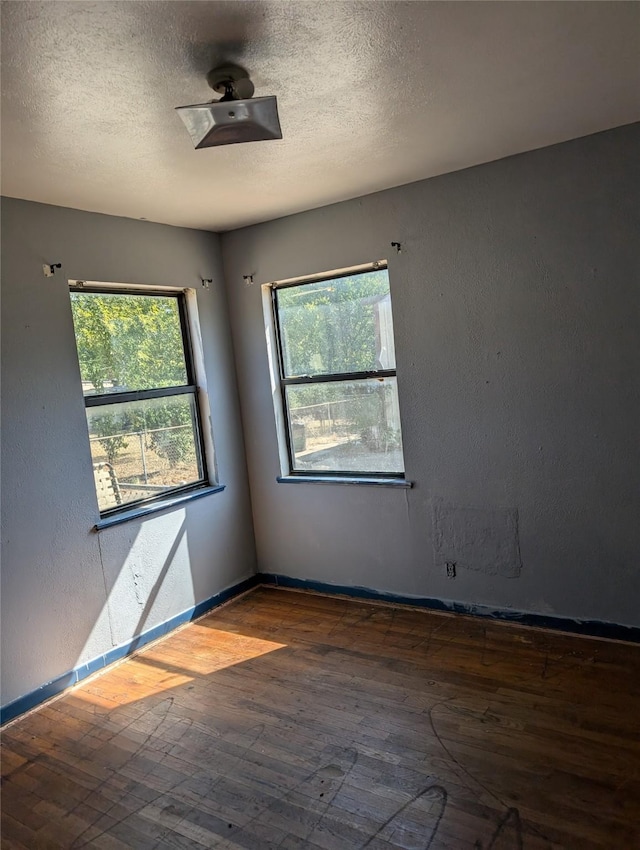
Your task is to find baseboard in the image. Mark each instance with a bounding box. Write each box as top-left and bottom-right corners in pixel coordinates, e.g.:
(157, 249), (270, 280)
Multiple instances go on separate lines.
(257, 573), (640, 644)
(4, 570), (637, 726)
(0, 574), (259, 726)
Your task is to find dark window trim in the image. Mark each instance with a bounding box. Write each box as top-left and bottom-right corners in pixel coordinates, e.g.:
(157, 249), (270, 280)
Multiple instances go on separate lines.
(271, 284), (296, 470)
(281, 369), (396, 386)
(84, 384), (197, 406)
(277, 475), (411, 488)
(70, 284), (182, 297)
(93, 484), (225, 531)
(271, 266), (404, 479)
(98, 479), (206, 520)
(282, 469), (404, 480)
(70, 287), (210, 517)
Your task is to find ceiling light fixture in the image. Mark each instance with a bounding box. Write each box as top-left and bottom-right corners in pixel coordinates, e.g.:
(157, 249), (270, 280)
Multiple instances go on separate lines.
(175, 64), (282, 149)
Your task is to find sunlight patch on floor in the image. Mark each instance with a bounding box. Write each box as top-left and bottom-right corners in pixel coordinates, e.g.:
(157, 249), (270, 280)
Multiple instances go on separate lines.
(72, 625), (287, 707)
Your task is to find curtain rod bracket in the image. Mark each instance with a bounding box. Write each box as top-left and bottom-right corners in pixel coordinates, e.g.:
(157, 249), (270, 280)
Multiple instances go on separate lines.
(43, 262), (62, 278)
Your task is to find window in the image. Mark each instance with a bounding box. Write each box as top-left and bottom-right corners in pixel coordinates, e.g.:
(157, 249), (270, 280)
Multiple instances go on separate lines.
(272, 263), (405, 478)
(70, 286), (209, 515)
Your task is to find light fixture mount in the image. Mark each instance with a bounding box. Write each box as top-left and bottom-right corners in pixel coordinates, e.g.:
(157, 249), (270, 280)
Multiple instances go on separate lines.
(206, 64), (256, 101)
(176, 63), (282, 149)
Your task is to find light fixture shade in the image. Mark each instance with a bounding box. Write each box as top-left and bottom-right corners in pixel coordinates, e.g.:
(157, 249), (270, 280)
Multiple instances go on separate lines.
(175, 96), (282, 149)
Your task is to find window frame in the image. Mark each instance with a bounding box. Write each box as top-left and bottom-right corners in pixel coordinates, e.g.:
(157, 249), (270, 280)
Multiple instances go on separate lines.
(270, 261), (404, 480)
(69, 283), (210, 517)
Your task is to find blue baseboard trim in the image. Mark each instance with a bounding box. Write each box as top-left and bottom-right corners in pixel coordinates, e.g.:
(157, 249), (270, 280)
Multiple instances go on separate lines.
(4, 571), (637, 726)
(0, 574), (259, 726)
(257, 573), (640, 644)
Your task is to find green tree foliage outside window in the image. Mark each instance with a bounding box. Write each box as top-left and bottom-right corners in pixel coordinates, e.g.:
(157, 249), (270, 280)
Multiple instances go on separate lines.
(278, 270), (390, 374)
(276, 270), (393, 411)
(70, 293), (187, 393)
(71, 292), (196, 468)
(275, 268), (404, 474)
(278, 270), (395, 416)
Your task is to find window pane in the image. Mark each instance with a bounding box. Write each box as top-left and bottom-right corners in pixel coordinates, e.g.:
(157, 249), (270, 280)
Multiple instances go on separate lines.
(286, 378), (404, 474)
(87, 394), (203, 511)
(276, 269), (396, 377)
(70, 292), (188, 395)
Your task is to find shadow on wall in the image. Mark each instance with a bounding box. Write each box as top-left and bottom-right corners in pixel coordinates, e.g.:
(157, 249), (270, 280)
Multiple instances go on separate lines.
(77, 505), (240, 668)
(0, 498), (252, 724)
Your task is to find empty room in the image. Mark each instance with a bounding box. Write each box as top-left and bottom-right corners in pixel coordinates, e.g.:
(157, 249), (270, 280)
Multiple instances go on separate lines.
(1, 1), (639, 848)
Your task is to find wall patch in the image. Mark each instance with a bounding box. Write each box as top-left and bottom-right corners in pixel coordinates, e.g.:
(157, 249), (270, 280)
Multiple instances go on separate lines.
(432, 503), (522, 578)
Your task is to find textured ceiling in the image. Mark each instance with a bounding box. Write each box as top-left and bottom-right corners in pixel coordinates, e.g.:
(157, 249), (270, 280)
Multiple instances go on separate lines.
(1, 1), (639, 232)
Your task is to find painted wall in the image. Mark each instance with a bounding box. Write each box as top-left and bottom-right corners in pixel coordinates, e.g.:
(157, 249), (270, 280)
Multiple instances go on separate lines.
(221, 124), (640, 627)
(1, 199), (256, 706)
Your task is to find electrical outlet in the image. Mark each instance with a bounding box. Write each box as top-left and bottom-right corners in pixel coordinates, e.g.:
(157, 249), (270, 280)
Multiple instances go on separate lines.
(446, 561), (456, 579)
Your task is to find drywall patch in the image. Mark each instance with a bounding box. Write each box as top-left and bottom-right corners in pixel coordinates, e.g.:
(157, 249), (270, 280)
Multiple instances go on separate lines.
(433, 503), (522, 578)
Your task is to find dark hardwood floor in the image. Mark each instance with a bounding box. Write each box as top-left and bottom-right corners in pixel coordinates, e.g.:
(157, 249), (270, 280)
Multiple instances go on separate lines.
(2, 587), (639, 849)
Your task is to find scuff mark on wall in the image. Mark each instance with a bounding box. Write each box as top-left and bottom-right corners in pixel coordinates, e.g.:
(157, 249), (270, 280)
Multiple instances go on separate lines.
(432, 501), (522, 578)
(96, 531), (117, 647)
(131, 565), (145, 608)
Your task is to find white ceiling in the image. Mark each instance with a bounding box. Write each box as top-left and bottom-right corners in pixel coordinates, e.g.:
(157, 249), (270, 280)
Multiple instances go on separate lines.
(1, 1), (639, 232)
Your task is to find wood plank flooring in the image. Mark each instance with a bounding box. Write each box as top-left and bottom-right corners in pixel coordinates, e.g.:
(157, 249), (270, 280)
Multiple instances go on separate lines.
(2, 587), (639, 849)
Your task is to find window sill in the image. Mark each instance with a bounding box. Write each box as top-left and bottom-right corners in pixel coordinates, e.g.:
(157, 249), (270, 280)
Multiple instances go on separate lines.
(93, 484), (226, 531)
(276, 475), (412, 488)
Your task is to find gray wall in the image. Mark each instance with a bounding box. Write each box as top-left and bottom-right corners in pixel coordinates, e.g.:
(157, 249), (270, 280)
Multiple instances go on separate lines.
(222, 124), (640, 627)
(1, 199), (256, 706)
(2, 125), (638, 711)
